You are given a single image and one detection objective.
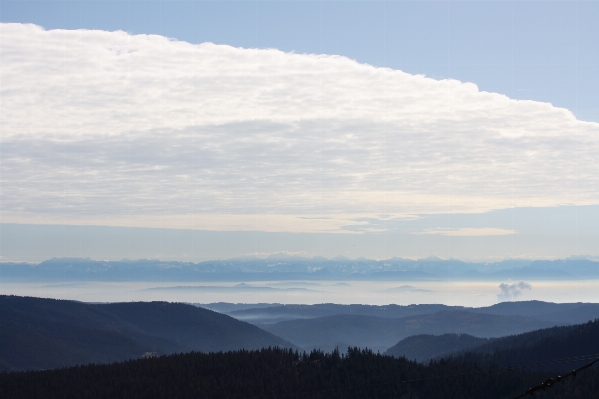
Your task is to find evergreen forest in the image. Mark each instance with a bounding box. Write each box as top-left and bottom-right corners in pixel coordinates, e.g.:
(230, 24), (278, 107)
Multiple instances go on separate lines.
(1, 347), (598, 399)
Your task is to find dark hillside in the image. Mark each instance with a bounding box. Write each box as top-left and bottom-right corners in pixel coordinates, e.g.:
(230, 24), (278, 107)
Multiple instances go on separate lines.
(0, 310), (153, 371)
(96, 301), (294, 352)
(466, 324), (577, 355)
(383, 324), (580, 364)
(0, 295), (295, 371)
(460, 319), (599, 371)
(1, 347), (597, 399)
(383, 319), (594, 367)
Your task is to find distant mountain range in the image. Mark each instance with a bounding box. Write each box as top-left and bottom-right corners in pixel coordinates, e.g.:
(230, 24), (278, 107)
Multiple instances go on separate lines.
(2, 256), (598, 281)
(0, 295), (295, 371)
(216, 301), (599, 326)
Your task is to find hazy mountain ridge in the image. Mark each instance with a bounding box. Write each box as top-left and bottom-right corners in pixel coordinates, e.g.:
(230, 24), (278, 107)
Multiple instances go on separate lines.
(225, 303), (464, 324)
(224, 300), (599, 354)
(459, 319), (599, 371)
(467, 300), (599, 324)
(219, 300), (599, 326)
(0, 295), (295, 371)
(259, 311), (557, 353)
(2, 256), (598, 281)
(197, 302), (283, 313)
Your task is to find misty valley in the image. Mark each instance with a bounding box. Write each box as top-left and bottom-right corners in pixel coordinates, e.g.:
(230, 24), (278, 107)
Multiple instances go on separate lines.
(2, 257), (599, 398)
(2, 293), (599, 398)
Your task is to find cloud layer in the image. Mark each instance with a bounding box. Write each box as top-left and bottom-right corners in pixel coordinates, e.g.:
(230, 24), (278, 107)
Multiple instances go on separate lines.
(1, 23), (598, 232)
(414, 228), (517, 237)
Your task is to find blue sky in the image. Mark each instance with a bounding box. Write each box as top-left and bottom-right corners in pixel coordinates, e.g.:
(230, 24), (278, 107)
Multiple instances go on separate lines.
(1, 1), (598, 262)
(2, 205), (599, 262)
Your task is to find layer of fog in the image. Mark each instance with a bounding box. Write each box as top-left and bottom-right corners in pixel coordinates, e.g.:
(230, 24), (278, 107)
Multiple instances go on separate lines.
(3, 280), (598, 307)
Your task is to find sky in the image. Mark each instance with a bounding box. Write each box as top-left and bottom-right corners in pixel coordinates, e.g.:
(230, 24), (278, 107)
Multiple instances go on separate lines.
(1, 1), (598, 263)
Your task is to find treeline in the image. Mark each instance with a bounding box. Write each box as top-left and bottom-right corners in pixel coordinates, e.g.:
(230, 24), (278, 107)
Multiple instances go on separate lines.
(1, 347), (597, 399)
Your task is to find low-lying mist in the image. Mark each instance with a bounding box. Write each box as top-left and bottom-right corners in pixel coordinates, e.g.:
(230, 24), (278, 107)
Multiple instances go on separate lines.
(3, 279), (598, 307)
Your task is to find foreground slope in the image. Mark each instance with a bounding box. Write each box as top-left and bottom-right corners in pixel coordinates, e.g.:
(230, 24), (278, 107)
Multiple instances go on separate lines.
(2, 347), (597, 399)
(0, 295), (294, 371)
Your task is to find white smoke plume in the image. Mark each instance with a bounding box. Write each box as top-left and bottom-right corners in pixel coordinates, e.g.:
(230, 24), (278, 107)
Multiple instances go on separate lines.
(498, 282), (532, 301)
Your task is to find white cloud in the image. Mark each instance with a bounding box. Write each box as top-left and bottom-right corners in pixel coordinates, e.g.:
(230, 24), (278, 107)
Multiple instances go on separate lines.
(1, 23), (598, 233)
(414, 228), (517, 237)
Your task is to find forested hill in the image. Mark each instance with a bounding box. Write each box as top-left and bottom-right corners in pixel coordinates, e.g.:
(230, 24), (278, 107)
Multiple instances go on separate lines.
(384, 320), (598, 366)
(0, 295), (295, 371)
(459, 319), (599, 371)
(2, 347), (598, 399)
